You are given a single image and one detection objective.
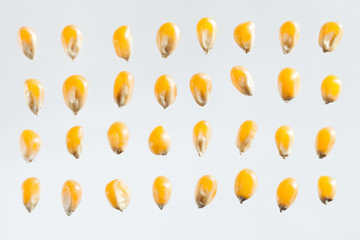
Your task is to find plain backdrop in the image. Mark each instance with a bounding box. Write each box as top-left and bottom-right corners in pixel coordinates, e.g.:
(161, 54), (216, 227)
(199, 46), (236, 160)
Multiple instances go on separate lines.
(0, 0), (358, 239)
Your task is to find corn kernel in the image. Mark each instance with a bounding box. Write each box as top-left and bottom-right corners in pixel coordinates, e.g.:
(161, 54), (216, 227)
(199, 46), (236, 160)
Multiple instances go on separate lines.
(321, 75), (342, 104)
(279, 21), (300, 54)
(236, 120), (257, 155)
(20, 130), (41, 163)
(61, 25), (82, 60)
(66, 126), (84, 159)
(192, 120), (211, 157)
(190, 73), (212, 107)
(230, 66), (254, 96)
(196, 17), (217, 54)
(153, 176), (172, 210)
(319, 22), (343, 53)
(195, 175), (217, 208)
(278, 67), (301, 102)
(24, 79), (44, 115)
(148, 126), (170, 155)
(275, 125), (294, 159)
(113, 71), (134, 108)
(63, 75), (88, 115)
(22, 177), (41, 213)
(154, 75), (177, 109)
(315, 127), (336, 159)
(105, 179), (130, 212)
(234, 169), (257, 203)
(107, 121), (129, 154)
(113, 25), (132, 61)
(17, 26), (37, 60)
(233, 21), (255, 53)
(318, 176), (337, 205)
(276, 177), (298, 212)
(156, 22), (180, 58)
(62, 180), (82, 216)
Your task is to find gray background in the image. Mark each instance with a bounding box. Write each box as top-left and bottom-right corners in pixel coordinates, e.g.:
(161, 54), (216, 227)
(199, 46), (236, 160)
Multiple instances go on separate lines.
(0, 0), (358, 239)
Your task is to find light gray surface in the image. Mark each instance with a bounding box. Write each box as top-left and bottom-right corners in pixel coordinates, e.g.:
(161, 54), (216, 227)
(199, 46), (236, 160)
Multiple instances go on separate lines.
(0, 0), (358, 239)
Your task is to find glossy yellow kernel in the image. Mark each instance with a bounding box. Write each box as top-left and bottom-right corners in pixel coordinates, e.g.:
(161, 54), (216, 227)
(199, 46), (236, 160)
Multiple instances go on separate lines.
(17, 26), (37, 60)
(107, 121), (129, 154)
(113, 25), (132, 61)
(195, 175), (217, 208)
(192, 120), (212, 157)
(275, 125), (295, 159)
(318, 176), (337, 205)
(276, 177), (298, 212)
(315, 127), (336, 159)
(279, 21), (300, 54)
(319, 22), (343, 53)
(233, 21), (255, 53)
(148, 126), (170, 155)
(63, 75), (88, 115)
(278, 67), (301, 102)
(20, 130), (41, 163)
(22, 177), (41, 213)
(62, 180), (82, 216)
(190, 73), (212, 106)
(156, 22), (180, 58)
(113, 71), (134, 108)
(230, 66), (254, 96)
(66, 126), (84, 159)
(321, 75), (342, 104)
(236, 120), (258, 155)
(61, 25), (82, 60)
(24, 79), (44, 115)
(153, 176), (172, 210)
(105, 179), (130, 212)
(196, 17), (217, 54)
(234, 169), (257, 203)
(154, 75), (177, 109)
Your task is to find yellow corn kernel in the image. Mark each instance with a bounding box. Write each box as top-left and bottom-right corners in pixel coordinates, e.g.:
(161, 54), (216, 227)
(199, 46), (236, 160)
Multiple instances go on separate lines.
(62, 180), (82, 216)
(277, 68), (301, 102)
(319, 22), (343, 53)
(148, 126), (170, 156)
(105, 179), (130, 212)
(113, 25), (132, 61)
(192, 120), (212, 157)
(154, 75), (177, 109)
(21, 177), (41, 213)
(318, 176), (337, 205)
(63, 75), (88, 115)
(315, 127), (336, 159)
(24, 79), (44, 115)
(190, 73), (212, 106)
(20, 130), (41, 163)
(321, 75), (342, 104)
(195, 175), (217, 208)
(196, 17), (217, 54)
(275, 125), (295, 159)
(153, 176), (172, 210)
(17, 26), (37, 60)
(234, 169), (257, 203)
(279, 21), (300, 54)
(156, 22), (180, 58)
(113, 71), (134, 108)
(236, 120), (258, 155)
(66, 126), (84, 159)
(230, 66), (254, 96)
(107, 121), (129, 154)
(233, 21), (255, 53)
(61, 25), (82, 60)
(276, 177), (298, 212)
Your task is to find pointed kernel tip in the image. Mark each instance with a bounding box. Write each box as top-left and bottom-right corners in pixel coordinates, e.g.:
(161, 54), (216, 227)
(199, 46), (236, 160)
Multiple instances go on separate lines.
(279, 206), (287, 213)
(197, 203), (205, 209)
(318, 152), (327, 159)
(198, 152), (203, 157)
(157, 204), (165, 210)
(73, 153), (80, 159)
(238, 197), (246, 204)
